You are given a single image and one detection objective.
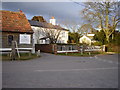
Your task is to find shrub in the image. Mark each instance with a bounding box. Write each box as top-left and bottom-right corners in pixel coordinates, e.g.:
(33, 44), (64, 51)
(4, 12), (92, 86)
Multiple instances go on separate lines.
(106, 43), (120, 52)
(92, 41), (102, 46)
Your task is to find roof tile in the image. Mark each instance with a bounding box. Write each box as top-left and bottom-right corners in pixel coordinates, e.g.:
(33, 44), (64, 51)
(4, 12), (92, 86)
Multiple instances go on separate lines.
(1, 10), (33, 33)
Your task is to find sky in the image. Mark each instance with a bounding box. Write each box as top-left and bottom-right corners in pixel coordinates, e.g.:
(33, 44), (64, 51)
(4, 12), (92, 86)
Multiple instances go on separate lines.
(2, 2), (85, 27)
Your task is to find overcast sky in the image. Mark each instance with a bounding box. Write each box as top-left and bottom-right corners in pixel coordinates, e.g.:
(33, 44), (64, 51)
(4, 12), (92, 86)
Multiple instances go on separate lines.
(2, 2), (85, 26)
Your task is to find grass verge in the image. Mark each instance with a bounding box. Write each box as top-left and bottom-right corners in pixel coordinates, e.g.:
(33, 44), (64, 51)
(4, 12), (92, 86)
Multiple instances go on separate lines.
(0, 53), (39, 61)
(57, 52), (102, 57)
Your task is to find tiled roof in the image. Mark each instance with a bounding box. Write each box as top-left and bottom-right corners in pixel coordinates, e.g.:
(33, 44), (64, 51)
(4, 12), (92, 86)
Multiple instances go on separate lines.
(0, 10), (33, 33)
(28, 20), (68, 31)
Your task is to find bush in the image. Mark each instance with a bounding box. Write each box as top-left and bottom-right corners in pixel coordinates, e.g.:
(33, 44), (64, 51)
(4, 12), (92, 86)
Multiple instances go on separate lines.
(106, 43), (120, 52)
(93, 30), (106, 45)
(92, 41), (102, 46)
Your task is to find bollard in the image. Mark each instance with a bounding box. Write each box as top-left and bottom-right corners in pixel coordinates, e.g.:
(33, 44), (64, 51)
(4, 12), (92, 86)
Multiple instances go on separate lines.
(37, 50), (40, 57)
(89, 52), (91, 56)
(65, 52), (68, 55)
(80, 49), (83, 55)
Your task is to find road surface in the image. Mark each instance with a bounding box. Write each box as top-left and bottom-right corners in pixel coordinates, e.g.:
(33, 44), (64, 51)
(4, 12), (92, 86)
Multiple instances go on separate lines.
(2, 53), (118, 88)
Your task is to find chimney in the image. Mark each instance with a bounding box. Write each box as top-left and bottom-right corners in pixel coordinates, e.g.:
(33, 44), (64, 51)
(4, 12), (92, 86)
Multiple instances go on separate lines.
(51, 16), (54, 19)
(49, 16), (56, 25)
(20, 10), (23, 13)
(18, 9), (23, 13)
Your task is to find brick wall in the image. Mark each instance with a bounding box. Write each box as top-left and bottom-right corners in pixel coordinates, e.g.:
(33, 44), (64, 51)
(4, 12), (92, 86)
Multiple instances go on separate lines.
(35, 44), (57, 53)
(35, 44), (80, 54)
(2, 32), (33, 48)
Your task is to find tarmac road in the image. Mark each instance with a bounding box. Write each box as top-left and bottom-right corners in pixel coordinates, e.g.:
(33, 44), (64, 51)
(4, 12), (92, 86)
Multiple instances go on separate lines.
(2, 53), (118, 88)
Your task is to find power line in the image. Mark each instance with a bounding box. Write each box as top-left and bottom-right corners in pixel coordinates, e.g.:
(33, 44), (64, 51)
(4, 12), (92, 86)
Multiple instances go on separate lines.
(69, 0), (87, 7)
(70, 0), (119, 17)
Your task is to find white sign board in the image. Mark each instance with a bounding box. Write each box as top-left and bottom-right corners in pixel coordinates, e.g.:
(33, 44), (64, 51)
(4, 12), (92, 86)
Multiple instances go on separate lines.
(19, 34), (31, 44)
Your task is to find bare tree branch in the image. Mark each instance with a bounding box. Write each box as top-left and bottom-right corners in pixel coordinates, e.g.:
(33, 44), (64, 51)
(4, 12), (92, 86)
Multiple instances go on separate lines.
(81, 2), (120, 43)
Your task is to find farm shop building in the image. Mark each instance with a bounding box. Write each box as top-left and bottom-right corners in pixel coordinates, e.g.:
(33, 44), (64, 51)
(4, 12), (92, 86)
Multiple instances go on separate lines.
(0, 10), (33, 48)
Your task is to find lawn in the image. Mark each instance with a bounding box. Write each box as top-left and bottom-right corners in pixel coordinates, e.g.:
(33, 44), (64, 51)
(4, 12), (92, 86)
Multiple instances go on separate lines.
(0, 53), (39, 61)
(57, 52), (101, 57)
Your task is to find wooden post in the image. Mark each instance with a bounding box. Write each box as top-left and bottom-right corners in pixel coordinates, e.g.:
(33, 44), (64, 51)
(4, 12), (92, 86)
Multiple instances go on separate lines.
(102, 45), (106, 52)
(15, 41), (20, 58)
(77, 45), (80, 53)
(53, 44), (57, 55)
(82, 45), (85, 53)
(80, 47), (83, 55)
(65, 45), (68, 55)
(29, 51), (31, 57)
(11, 41), (17, 60)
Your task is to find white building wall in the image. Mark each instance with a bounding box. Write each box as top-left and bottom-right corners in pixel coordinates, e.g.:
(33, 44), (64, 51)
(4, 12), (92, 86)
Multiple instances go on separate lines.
(79, 35), (91, 45)
(31, 26), (68, 44)
(61, 31), (68, 43)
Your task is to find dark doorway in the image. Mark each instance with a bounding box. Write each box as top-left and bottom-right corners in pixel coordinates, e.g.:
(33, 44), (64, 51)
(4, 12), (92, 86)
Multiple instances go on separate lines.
(8, 35), (13, 46)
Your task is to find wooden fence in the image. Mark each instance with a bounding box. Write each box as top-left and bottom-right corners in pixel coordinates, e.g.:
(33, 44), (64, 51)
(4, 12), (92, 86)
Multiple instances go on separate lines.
(35, 44), (104, 54)
(57, 45), (79, 53)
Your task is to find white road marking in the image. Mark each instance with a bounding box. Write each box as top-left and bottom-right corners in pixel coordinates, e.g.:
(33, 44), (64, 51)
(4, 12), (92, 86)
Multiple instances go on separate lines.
(95, 56), (118, 64)
(35, 67), (118, 72)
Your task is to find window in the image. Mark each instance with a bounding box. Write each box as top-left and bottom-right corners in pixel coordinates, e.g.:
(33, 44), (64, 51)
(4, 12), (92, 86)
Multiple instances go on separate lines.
(62, 32), (65, 37)
(8, 35), (13, 46)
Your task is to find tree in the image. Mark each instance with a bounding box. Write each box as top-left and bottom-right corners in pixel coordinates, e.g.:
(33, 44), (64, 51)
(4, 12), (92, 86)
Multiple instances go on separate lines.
(111, 31), (120, 45)
(61, 20), (82, 44)
(94, 30), (106, 45)
(39, 22), (63, 44)
(62, 20), (80, 33)
(34, 26), (61, 44)
(34, 28), (41, 44)
(78, 24), (95, 35)
(81, 1), (120, 43)
(41, 23), (61, 44)
(68, 32), (81, 44)
(31, 16), (62, 44)
(31, 16), (47, 22)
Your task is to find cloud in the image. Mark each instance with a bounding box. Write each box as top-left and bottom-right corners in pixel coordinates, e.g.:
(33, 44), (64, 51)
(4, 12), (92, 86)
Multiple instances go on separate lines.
(2, 2), (84, 25)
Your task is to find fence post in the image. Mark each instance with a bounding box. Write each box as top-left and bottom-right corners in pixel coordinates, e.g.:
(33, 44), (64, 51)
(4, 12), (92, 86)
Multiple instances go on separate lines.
(102, 45), (106, 52)
(77, 45), (80, 53)
(11, 41), (17, 60)
(53, 44), (57, 55)
(82, 45), (85, 53)
(65, 45), (68, 55)
(37, 50), (41, 57)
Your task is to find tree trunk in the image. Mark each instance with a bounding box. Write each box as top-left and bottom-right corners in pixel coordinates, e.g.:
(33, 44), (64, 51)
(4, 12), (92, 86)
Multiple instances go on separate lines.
(106, 35), (109, 43)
